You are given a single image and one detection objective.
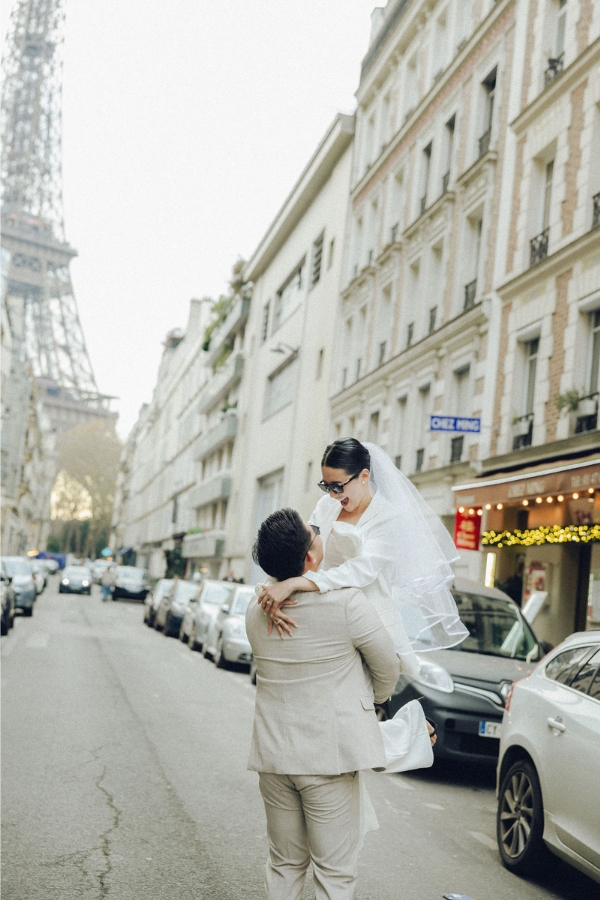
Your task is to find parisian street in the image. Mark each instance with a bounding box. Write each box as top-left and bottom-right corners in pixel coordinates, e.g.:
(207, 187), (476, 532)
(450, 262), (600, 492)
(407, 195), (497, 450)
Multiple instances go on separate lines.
(2, 577), (597, 900)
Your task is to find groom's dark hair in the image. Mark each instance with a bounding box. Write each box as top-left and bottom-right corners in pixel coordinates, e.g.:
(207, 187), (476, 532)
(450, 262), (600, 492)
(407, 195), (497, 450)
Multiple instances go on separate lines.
(252, 508), (312, 581)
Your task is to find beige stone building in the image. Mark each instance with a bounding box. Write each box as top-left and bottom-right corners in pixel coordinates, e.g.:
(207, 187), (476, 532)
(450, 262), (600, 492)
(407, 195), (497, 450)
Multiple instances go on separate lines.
(226, 115), (354, 582)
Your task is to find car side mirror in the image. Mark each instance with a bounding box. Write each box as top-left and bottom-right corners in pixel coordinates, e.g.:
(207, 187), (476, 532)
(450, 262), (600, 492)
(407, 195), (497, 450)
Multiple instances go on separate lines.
(221, 604), (231, 614)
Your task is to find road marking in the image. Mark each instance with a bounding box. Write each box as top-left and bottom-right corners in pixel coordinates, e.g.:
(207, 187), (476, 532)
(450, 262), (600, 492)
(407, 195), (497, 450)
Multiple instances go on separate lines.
(389, 776), (415, 792)
(424, 802), (445, 810)
(469, 830), (497, 850)
(383, 798), (399, 815)
(25, 632), (49, 649)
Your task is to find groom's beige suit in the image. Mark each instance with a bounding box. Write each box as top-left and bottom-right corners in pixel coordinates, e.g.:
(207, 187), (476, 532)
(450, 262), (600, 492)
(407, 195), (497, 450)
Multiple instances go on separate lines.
(246, 586), (400, 900)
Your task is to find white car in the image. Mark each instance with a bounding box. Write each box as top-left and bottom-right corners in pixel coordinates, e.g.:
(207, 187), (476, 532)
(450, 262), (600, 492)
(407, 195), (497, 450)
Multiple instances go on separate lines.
(496, 630), (600, 884)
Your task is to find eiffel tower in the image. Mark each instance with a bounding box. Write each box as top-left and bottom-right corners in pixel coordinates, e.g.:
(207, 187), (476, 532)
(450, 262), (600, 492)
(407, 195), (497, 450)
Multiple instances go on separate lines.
(1, 0), (115, 432)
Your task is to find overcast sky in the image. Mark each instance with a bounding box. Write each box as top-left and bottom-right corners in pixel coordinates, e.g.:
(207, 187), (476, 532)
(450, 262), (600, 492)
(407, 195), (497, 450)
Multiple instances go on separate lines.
(49, 0), (376, 437)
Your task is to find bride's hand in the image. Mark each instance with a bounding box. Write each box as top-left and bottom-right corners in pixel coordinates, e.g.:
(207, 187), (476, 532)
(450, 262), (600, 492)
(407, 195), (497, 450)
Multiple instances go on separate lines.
(258, 581), (297, 609)
(266, 609), (297, 638)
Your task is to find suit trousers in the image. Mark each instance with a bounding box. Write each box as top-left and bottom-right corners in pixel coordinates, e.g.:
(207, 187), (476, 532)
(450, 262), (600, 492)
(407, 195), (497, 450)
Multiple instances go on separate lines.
(258, 771), (360, 900)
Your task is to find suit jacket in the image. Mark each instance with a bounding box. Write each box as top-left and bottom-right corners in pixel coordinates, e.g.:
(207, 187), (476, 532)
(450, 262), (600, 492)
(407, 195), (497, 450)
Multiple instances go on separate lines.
(246, 586), (401, 775)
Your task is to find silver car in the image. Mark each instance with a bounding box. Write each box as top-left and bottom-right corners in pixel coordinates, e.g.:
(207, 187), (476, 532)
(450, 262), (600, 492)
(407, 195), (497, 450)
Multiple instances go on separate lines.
(1, 557), (36, 615)
(143, 579), (173, 627)
(204, 584), (255, 669)
(188, 581), (237, 653)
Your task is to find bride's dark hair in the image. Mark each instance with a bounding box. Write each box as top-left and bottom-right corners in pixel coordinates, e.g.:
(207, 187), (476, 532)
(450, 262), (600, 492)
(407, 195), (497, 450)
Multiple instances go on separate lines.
(321, 438), (370, 474)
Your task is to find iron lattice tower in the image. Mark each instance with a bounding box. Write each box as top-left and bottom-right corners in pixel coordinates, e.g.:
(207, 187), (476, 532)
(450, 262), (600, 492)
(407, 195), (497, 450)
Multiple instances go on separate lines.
(1, 0), (114, 431)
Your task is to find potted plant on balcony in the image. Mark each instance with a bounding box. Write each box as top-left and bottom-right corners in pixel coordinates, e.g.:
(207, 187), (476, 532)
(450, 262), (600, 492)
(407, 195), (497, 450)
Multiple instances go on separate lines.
(555, 389), (595, 416)
(511, 414), (532, 435)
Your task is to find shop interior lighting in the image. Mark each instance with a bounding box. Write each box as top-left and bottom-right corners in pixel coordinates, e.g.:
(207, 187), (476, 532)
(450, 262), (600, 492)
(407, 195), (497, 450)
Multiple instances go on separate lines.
(522, 499), (529, 506)
(573, 492), (579, 499)
(459, 506), (465, 513)
(496, 503), (503, 510)
(477, 509), (483, 516)
(557, 494), (564, 502)
(485, 504), (492, 510)
(589, 488), (595, 494)
(482, 524), (600, 547)
(468, 508), (475, 515)
(546, 496), (553, 503)
(535, 497), (543, 504)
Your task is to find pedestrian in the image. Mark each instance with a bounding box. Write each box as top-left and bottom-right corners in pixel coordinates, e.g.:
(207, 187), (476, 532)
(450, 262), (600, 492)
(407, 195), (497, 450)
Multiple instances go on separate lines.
(223, 569), (235, 582)
(100, 564), (114, 602)
(247, 509), (401, 899)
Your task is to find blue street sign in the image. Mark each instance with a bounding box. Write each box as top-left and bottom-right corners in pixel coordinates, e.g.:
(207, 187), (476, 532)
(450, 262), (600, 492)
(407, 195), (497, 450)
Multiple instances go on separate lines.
(430, 416), (481, 433)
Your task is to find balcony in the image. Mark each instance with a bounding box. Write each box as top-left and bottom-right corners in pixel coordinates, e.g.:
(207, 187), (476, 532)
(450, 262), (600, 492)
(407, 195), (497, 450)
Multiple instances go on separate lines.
(206, 295), (250, 364)
(593, 192), (600, 230)
(442, 171), (450, 194)
(198, 354), (244, 414)
(574, 392), (599, 434)
(544, 53), (564, 89)
(464, 279), (477, 310)
(182, 529), (226, 560)
(530, 228), (549, 267)
(478, 128), (491, 158)
(195, 413), (238, 461)
(512, 413), (533, 451)
(187, 472), (231, 510)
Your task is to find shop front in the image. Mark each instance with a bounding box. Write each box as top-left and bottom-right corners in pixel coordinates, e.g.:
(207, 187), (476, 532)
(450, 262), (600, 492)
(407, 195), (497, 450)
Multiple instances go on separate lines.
(453, 459), (600, 647)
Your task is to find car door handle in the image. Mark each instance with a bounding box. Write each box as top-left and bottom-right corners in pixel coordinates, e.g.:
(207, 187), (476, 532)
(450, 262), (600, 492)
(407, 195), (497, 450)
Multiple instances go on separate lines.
(547, 717), (566, 732)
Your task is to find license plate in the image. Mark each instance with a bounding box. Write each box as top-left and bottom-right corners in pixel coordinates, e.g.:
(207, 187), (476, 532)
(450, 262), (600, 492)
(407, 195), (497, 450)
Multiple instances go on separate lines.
(479, 720), (502, 738)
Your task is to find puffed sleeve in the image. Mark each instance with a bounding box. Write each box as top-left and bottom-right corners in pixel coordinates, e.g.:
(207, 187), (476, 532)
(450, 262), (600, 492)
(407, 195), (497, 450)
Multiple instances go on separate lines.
(304, 516), (396, 593)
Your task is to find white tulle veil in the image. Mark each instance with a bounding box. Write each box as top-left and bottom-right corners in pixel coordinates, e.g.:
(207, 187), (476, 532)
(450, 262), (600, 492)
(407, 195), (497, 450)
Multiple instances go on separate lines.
(363, 442), (468, 652)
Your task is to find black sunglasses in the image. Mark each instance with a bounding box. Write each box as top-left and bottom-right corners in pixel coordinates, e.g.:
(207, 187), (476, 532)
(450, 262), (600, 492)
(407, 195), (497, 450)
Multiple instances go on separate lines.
(317, 472), (360, 494)
(307, 523), (320, 550)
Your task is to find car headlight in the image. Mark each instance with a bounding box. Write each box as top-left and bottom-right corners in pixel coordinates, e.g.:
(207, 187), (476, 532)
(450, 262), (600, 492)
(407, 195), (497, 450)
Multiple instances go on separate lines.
(62, 579), (69, 585)
(413, 660), (454, 693)
(82, 581), (89, 587)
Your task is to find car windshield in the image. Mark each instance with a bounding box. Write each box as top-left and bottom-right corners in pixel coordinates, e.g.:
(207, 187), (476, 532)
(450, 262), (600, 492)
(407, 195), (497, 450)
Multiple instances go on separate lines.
(175, 582), (199, 602)
(117, 567), (145, 580)
(437, 591), (539, 660)
(2, 558), (32, 576)
(66, 567), (91, 575)
(203, 583), (236, 606)
(231, 590), (254, 616)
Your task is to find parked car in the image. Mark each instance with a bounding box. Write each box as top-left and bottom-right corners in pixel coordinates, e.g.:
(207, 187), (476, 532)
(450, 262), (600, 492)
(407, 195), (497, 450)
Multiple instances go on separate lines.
(112, 566), (150, 601)
(378, 578), (547, 765)
(496, 630), (600, 884)
(44, 558), (59, 574)
(1, 562), (16, 634)
(188, 580), (238, 652)
(203, 584), (255, 669)
(1, 557), (36, 615)
(59, 565), (92, 594)
(154, 579), (201, 636)
(91, 559), (111, 584)
(31, 560), (47, 594)
(143, 579), (172, 626)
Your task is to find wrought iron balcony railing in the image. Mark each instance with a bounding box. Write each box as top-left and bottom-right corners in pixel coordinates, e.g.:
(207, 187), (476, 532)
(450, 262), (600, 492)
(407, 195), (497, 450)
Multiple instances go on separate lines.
(593, 192), (600, 230)
(478, 127), (491, 158)
(464, 278), (477, 310)
(574, 392), (599, 434)
(442, 171), (450, 194)
(512, 413), (533, 451)
(544, 53), (564, 88)
(530, 228), (549, 267)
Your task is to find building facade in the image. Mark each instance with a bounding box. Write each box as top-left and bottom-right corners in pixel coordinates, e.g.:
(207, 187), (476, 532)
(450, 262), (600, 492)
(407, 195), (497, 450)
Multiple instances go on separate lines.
(226, 114), (354, 582)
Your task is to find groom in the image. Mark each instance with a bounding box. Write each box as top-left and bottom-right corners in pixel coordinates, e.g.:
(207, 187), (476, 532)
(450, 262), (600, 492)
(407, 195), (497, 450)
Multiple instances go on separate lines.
(246, 508), (400, 900)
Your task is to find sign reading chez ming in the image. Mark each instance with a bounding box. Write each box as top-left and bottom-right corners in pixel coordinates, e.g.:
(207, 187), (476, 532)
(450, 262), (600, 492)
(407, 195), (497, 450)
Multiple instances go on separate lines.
(430, 416), (481, 433)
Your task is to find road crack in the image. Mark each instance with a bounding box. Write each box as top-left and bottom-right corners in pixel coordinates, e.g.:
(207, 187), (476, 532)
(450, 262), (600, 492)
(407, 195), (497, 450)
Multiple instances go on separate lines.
(94, 760), (122, 898)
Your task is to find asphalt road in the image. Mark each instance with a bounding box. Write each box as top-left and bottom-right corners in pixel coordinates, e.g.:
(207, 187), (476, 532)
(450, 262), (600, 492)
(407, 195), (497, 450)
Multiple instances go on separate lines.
(2, 578), (598, 900)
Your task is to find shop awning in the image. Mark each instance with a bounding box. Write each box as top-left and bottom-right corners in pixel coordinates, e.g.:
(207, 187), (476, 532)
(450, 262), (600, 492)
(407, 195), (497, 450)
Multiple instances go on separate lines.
(453, 458), (600, 508)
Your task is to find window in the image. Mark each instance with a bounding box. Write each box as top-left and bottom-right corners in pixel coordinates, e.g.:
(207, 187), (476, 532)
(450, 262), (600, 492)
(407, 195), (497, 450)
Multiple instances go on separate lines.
(305, 461), (313, 492)
(545, 646), (593, 684)
(443, 116), (455, 191)
(327, 238), (335, 269)
(420, 142), (432, 212)
(316, 348), (324, 380)
(395, 395), (407, 470)
(369, 411), (380, 442)
(252, 470), (284, 581)
(555, 0), (567, 58)
(407, 322), (414, 347)
(416, 384), (431, 470)
(480, 68), (497, 155)
(588, 310), (600, 393)
(569, 649), (600, 695)
(376, 285), (392, 367)
(523, 338), (539, 415)
(542, 160), (554, 230)
(311, 233), (324, 287)
(273, 262), (304, 332)
(388, 170), (404, 242)
(429, 307), (437, 334)
(380, 93), (391, 149)
(264, 356), (298, 418)
(261, 302), (270, 343)
(450, 436), (464, 463)
(404, 57), (417, 117)
(433, 14), (447, 79)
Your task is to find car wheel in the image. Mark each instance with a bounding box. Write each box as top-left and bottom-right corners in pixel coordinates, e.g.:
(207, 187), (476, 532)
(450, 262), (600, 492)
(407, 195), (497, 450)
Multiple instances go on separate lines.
(154, 616), (163, 631)
(214, 635), (228, 669)
(164, 613), (172, 636)
(189, 626), (199, 652)
(202, 639), (212, 661)
(23, 606), (33, 617)
(1, 616), (7, 636)
(497, 758), (549, 876)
